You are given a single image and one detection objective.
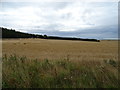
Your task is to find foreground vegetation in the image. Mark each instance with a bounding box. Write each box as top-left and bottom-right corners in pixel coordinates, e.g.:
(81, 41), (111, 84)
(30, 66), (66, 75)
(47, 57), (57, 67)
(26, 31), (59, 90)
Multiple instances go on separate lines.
(2, 54), (119, 88)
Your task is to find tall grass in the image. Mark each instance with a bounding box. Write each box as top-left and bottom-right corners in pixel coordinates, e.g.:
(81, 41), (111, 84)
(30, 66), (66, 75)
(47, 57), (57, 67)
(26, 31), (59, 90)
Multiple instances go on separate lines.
(2, 54), (119, 88)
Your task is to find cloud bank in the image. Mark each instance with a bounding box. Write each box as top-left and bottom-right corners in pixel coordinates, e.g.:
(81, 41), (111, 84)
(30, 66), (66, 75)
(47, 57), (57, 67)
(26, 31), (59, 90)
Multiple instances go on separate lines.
(0, 1), (118, 39)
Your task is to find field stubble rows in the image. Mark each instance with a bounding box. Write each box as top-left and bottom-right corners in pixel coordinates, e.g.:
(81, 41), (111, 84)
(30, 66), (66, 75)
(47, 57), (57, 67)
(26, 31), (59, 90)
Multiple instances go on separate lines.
(2, 39), (118, 61)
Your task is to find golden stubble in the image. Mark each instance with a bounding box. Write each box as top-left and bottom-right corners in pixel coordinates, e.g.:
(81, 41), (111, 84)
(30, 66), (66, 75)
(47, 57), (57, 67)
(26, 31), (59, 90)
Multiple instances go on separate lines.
(2, 39), (118, 61)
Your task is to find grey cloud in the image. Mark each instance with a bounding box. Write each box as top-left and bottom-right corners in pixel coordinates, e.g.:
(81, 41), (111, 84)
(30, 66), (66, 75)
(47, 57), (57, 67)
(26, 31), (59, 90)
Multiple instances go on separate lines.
(25, 25), (117, 39)
(60, 12), (72, 19)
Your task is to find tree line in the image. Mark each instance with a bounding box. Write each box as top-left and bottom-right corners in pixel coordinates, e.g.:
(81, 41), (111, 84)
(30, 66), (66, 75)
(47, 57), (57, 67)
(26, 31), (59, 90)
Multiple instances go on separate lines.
(0, 27), (100, 42)
(1, 27), (44, 38)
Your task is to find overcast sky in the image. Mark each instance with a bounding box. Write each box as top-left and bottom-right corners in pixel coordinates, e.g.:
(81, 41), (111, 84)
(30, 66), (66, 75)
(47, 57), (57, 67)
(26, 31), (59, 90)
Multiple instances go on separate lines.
(0, 1), (118, 39)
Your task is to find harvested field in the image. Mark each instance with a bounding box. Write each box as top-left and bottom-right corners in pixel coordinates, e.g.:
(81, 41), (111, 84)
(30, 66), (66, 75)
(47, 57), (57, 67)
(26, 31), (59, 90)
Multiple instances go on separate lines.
(2, 39), (118, 61)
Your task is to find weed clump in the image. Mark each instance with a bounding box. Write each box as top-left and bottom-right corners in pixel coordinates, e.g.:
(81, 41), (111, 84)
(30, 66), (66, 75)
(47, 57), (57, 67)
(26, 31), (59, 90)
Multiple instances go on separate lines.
(104, 59), (117, 67)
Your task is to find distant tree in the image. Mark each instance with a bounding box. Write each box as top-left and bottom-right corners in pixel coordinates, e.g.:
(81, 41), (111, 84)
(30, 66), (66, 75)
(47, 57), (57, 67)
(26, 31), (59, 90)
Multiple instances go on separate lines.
(44, 35), (47, 39)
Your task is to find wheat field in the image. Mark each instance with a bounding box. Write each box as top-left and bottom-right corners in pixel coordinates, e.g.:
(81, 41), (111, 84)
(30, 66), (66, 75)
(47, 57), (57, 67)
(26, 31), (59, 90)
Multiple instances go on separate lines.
(2, 38), (118, 61)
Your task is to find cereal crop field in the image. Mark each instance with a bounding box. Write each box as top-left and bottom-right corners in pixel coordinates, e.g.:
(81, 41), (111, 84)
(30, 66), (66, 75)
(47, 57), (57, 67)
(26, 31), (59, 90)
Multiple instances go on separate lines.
(2, 39), (118, 61)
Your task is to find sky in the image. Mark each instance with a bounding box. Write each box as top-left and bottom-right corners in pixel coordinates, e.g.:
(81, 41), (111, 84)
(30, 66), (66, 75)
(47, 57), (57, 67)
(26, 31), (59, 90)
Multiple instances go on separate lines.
(0, 0), (118, 39)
